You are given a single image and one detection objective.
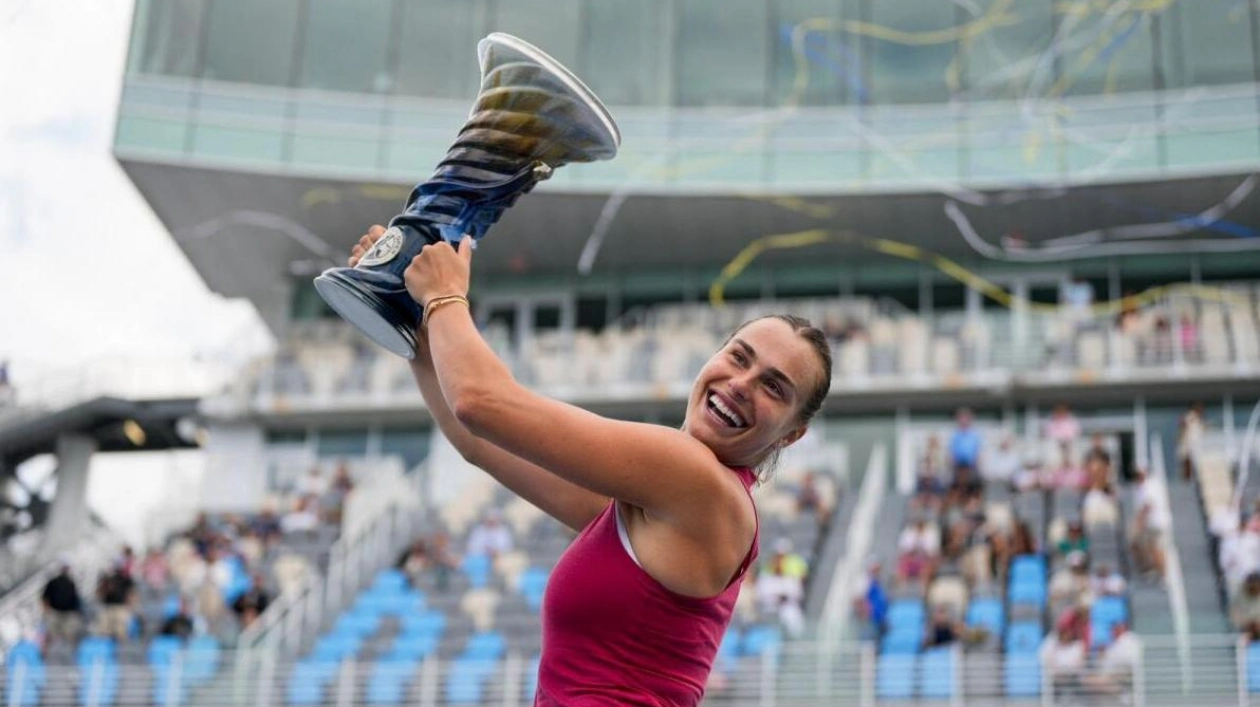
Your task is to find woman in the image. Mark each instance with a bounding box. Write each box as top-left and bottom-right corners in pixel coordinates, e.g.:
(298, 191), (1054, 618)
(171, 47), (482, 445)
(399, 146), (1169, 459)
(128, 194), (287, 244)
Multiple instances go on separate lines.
(349, 226), (832, 706)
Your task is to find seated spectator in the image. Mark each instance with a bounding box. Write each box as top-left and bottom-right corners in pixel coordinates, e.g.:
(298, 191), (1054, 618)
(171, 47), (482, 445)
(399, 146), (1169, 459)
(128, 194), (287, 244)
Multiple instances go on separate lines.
(1083, 451), (1112, 491)
(944, 493), (985, 559)
(467, 510), (514, 558)
(428, 531), (460, 591)
(1090, 563), (1126, 597)
(1082, 483), (1119, 530)
(1130, 467), (1169, 580)
(1083, 434), (1112, 468)
(949, 408), (983, 470)
(767, 538), (808, 581)
(398, 539), (431, 587)
(250, 507), (283, 545)
(896, 518), (941, 591)
(321, 461), (356, 523)
(160, 598), (197, 640)
(41, 561), (83, 649)
(795, 472), (831, 524)
(298, 466), (329, 498)
(1230, 572), (1260, 641)
(1049, 460), (1088, 491)
(281, 496), (320, 535)
(851, 560), (889, 640)
(139, 548), (168, 592)
(1055, 602), (1093, 653)
(923, 605), (962, 649)
(991, 518), (1037, 584)
(1083, 623), (1141, 697)
(1049, 551), (1093, 612)
(1045, 404), (1082, 467)
(981, 435), (1020, 486)
(948, 465), (983, 505)
(1056, 521), (1089, 557)
(1041, 624), (1087, 697)
(232, 573), (271, 629)
(1221, 516), (1260, 593)
(1013, 457), (1044, 493)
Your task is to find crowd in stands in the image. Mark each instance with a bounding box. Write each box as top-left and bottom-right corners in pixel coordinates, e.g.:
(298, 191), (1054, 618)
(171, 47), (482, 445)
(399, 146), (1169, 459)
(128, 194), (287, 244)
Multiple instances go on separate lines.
(850, 404), (1182, 700)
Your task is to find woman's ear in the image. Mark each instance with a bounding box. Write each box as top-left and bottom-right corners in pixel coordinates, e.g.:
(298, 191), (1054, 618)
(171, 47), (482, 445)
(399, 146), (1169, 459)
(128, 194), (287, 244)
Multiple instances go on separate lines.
(779, 426), (808, 449)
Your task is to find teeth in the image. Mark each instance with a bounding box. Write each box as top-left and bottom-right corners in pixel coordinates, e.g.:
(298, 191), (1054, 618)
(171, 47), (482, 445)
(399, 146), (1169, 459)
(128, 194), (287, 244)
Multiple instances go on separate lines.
(708, 393), (746, 428)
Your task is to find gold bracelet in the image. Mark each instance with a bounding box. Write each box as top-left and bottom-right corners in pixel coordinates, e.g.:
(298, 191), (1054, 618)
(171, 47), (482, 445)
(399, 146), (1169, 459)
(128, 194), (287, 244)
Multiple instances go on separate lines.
(422, 294), (469, 328)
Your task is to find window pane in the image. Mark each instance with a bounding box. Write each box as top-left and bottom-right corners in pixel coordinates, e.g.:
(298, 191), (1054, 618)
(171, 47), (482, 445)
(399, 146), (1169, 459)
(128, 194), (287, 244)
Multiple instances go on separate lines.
(869, 0), (959, 104)
(317, 429), (368, 458)
(380, 427), (431, 469)
(203, 0), (302, 86)
(299, 0), (396, 93)
(961, 0), (1054, 101)
(395, 0), (486, 99)
(678, 0), (771, 107)
(134, 0), (208, 77)
(1160, 1), (1255, 88)
(582, 0), (671, 106)
(771, 0), (860, 108)
(1057, 8), (1156, 97)
(490, 0), (582, 70)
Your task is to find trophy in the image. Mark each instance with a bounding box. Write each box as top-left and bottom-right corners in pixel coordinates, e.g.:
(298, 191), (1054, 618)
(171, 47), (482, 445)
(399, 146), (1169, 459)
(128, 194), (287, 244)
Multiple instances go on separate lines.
(314, 33), (621, 358)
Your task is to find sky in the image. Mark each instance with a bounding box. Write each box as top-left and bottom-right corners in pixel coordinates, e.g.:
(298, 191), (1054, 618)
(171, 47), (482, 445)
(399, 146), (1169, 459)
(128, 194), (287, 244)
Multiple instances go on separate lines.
(0, 0), (272, 401)
(0, 0), (273, 544)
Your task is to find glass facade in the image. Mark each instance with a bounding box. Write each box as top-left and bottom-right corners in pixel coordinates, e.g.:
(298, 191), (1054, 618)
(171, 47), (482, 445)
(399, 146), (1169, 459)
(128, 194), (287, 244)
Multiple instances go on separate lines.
(127, 0), (1260, 106)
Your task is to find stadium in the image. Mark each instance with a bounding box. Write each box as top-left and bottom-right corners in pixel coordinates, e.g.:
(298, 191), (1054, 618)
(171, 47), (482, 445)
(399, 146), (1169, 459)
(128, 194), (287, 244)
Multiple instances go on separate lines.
(5, 0), (1260, 704)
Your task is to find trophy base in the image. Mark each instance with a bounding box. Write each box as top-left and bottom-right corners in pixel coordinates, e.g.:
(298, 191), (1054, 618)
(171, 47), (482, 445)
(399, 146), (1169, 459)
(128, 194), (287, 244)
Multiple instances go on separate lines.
(313, 270), (418, 359)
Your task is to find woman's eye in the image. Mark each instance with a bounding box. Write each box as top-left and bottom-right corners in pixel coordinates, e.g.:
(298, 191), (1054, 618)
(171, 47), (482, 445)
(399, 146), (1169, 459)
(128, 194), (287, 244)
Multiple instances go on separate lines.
(766, 380), (782, 397)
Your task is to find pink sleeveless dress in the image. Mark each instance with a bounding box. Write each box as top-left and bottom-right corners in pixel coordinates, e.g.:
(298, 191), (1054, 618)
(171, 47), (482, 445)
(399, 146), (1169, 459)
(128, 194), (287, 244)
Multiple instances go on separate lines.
(535, 466), (759, 707)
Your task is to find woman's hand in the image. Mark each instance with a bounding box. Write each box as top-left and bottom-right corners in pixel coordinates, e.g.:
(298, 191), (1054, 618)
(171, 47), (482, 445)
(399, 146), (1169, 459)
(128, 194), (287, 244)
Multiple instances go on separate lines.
(405, 236), (473, 305)
(348, 225), (387, 267)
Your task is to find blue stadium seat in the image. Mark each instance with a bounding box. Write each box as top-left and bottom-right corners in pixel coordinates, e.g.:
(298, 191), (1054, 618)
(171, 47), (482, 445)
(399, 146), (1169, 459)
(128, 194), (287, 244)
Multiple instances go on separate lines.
(78, 663), (120, 707)
(880, 629), (921, 655)
(185, 635), (221, 684)
(312, 633), (362, 662)
(387, 633), (438, 661)
(5, 641), (44, 706)
(1246, 643), (1260, 693)
(77, 637), (117, 666)
(374, 590), (425, 616)
(741, 625), (782, 657)
(525, 655), (541, 701)
(150, 669), (188, 706)
(519, 567), (549, 611)
(286, 665), (327, 706)
(876, 654), (915, 699)
(887, 600), (926, 630)
(365, 660), (415, 705)
(400, 610), (447, 637)
(1005, 653), (1041, 696)
(965, 597), (1005, 637)
(463, 631), (506, 661)
(1004, 621), (1043, 654)
(334, 610), (382, 638)
(462, 554), (492, 589)
(1090, 596), (1129, 647)
(918, 648), (956, 698)
(147, 635), (184, 666)
(1008, 579), (1046, 607)
(1010, 555), (1046, 582)
(445, 663), (484, 705)
(373, 569), (410, 593)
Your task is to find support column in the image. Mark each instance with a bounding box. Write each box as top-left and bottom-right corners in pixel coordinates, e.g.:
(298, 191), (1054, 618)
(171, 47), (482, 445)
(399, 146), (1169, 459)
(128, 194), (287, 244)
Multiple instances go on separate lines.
(40, 433), (96, 559)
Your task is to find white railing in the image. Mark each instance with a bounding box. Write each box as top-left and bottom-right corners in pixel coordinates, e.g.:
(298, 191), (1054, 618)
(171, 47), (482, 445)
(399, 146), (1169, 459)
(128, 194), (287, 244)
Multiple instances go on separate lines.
(821, 444), (887, 643)
(1150, 432), (1194, 694)
(2, 635), (1255, 706)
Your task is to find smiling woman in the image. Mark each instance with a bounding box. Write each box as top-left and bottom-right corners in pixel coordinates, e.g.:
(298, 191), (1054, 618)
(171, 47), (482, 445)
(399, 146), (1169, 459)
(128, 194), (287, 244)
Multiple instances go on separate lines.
(347, 226), (831, 707)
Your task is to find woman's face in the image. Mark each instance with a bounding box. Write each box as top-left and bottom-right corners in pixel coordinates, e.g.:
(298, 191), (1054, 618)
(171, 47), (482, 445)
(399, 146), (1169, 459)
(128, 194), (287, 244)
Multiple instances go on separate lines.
(683, 318), (821, 468)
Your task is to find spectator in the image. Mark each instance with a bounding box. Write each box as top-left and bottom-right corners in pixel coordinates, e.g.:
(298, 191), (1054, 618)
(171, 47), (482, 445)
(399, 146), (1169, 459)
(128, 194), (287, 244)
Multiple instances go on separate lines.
(949, 408), (983, 470)
(232, 573), (271, 629)
(767, 538), (808, 581)
(1179, 314), (1200, 362)
(281, 496), (320, 535)
(331, 462), (354, 494)
(1176, 402), (1206, 481)
(981, 435), (1020, 486)
(1131, 467), (1170, 580)
(1221, 516), (1260, 593)
(1056, 521), (1089, 558)
(1049, 551), (1093, 611)
(1082, 482), (1118, 530)
(1083, 623), (1141, 697)
(95, 565), (137, 642)
(851, 560), (889, 640)
(160, 598), (197, 640)
(914, 436), (948, 511)
(1040, 624), (1087, 697)
(139, 548), (168, 591)
(756, 550), (805, 638)
(298, 466), (329, 498)
(40, 562), (83, 648)
(466, 510), (514, 558)
(398, 539), (431, 587)
(896, 518), (941, 591)
(1083, 434), (1112, 468)
(1090, 563), (1126, 597)
(795, 472), (831, 524)
(923, 605), (962, 648)
(1045, 404), (1082, 467)
(1231, 573), (1260, 641)
(250, 506), (283, 544)
(116, 546), (137, 577)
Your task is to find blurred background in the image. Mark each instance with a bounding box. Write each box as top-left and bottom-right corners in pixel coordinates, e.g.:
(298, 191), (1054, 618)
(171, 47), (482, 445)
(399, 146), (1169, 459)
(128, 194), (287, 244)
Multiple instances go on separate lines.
(3, 0), (1260, 704)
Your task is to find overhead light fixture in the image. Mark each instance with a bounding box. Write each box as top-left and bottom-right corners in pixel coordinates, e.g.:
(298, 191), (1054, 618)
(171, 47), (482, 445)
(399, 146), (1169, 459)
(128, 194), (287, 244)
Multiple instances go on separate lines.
(122, 420), (147, 447)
